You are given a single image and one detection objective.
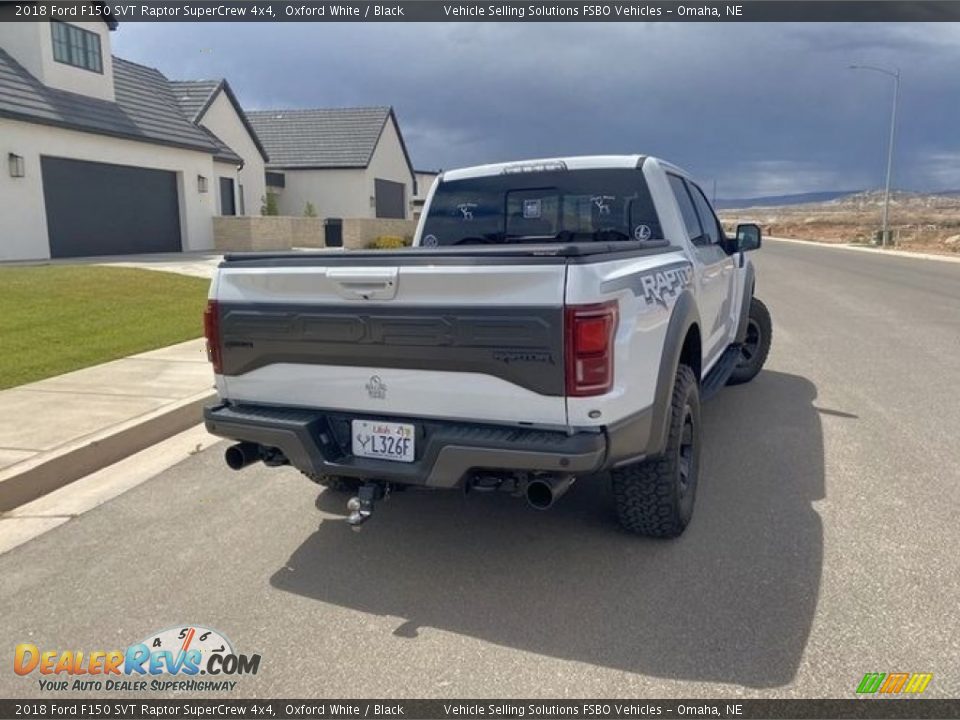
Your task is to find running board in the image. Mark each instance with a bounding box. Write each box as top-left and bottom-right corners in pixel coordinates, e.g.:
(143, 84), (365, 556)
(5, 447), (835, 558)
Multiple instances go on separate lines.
(700, 344), (741, 401)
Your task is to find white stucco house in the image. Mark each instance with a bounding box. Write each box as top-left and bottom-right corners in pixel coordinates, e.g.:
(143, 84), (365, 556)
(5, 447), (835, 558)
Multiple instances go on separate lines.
(412, 169), (440, 222)
(247, 107), (417, 220)
(169, 79), (269, 219)
(0, 16), (268, 261)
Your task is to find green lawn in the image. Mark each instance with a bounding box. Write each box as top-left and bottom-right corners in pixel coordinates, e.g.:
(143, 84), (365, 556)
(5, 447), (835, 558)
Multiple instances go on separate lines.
(0, 265), (210, 390)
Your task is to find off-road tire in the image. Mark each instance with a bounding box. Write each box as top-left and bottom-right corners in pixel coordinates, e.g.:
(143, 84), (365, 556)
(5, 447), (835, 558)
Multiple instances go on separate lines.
(727, 297), (772, 386)
(303, 472), (361, 493)
(611, 364), (701, 538)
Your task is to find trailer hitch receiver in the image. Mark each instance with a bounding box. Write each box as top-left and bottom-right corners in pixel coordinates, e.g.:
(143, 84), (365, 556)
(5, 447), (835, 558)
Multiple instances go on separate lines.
(346, 482), (387, 529)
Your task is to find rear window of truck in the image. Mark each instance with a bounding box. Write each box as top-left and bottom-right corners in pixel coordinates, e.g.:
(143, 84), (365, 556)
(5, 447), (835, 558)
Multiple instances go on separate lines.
(421, 169), (663, 246)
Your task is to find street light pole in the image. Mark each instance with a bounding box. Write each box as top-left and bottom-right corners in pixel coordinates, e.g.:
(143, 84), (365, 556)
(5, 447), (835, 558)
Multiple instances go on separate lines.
(850, 64), (901, 248)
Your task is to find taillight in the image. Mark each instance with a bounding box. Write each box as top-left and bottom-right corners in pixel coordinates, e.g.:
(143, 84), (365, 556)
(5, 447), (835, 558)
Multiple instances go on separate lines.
(203, 299), (223, 374)
(565, 301), (618, 397)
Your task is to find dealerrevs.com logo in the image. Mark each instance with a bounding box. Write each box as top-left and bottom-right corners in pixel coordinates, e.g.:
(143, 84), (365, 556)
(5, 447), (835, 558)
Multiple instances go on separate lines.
(14, 625), (261, 692)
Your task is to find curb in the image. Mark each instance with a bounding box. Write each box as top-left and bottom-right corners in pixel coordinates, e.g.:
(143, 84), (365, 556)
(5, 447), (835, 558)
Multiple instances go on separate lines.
(766, 236), (960, 264)
(0, 389), (215, 513)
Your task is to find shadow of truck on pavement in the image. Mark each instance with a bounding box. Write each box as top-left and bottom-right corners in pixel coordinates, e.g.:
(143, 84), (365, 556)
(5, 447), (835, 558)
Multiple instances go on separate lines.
(270, 370), (826, 689)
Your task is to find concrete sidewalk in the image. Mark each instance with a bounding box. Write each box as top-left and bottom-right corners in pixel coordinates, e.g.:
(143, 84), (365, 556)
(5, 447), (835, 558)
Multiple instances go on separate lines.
(0, 338), (215, 511)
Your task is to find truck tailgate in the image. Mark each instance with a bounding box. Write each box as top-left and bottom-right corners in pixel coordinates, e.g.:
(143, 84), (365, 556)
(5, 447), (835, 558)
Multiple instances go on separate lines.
(213, 252), (569, 427)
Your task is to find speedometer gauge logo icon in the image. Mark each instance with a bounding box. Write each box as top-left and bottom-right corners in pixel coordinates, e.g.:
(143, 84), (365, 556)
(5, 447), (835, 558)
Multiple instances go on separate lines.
(140, 625), (234, 672)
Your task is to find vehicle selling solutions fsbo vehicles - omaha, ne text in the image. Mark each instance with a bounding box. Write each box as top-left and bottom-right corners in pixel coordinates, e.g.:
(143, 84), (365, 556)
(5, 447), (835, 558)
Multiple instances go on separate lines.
(203, 155), (772, 537)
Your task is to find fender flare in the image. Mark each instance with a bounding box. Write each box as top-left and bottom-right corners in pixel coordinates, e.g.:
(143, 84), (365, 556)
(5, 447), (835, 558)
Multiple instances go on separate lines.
(645, 290), (701, 459)
(734, 262), (756, 344)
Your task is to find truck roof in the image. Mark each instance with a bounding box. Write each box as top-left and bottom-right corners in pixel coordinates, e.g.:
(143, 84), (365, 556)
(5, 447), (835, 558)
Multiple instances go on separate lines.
(442, 155), (653, 181)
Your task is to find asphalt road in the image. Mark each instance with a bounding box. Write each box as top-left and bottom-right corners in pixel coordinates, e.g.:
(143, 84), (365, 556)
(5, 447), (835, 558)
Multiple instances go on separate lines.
(2, 239), (959, 699)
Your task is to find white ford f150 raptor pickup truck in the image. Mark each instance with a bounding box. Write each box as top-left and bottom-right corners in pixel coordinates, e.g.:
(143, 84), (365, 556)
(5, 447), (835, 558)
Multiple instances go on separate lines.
(203, 155), (771, 537)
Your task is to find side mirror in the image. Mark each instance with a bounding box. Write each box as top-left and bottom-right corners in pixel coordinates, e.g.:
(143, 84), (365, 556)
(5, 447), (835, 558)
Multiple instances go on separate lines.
(735, 223), (762, 252)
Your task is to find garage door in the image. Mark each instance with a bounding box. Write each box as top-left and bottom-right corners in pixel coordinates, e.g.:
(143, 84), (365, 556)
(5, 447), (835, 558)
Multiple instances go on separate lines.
(41, 157), (182, 258)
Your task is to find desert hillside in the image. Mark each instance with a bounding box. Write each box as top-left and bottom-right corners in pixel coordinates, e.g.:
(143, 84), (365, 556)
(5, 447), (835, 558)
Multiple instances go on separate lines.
(719, 190), (960, 254)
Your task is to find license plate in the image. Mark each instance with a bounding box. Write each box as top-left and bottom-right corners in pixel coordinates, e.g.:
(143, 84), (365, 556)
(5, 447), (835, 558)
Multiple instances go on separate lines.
(351, 420), (415, 463)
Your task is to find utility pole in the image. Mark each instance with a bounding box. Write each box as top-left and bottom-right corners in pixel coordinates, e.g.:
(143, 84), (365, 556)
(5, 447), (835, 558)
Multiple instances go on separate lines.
(850, 65), (901, 248)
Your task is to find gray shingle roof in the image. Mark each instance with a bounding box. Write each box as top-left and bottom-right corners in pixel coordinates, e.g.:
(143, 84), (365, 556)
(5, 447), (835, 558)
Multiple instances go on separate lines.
(0, 49), (224, 155)
(169, 78), (269, 162)
(112, 58), (239, 157)
(169, 79), (221, 122)
(246, 107), (392, 169)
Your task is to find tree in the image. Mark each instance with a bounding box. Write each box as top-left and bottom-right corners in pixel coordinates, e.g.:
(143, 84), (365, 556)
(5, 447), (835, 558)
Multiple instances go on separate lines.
(260, 192), (279, 216)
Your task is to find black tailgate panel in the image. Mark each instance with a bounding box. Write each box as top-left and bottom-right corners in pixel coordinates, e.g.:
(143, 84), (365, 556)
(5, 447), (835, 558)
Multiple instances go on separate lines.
(218, 303), (566, 396)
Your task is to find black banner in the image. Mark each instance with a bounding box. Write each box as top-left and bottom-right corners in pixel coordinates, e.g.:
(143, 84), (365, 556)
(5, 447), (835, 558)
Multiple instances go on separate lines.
(2, 0), (960, 22)
(2, 700), (960, 720)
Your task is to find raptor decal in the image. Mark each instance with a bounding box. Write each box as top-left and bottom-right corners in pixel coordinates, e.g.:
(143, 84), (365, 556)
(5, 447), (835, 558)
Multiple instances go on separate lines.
(601, 261), (694, 308)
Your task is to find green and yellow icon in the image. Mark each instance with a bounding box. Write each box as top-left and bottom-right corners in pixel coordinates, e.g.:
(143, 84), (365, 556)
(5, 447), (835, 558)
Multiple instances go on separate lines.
(856, 672), (933, 694)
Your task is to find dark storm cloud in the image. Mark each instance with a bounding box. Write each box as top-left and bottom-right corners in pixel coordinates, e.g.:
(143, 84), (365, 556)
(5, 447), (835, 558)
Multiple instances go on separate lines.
(114, 22), (960, 197)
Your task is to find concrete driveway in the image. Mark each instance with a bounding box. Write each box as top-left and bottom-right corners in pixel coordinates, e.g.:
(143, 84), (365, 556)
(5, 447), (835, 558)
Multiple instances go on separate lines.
(93, 247), (338, 279)
(94, 251), (223, 279)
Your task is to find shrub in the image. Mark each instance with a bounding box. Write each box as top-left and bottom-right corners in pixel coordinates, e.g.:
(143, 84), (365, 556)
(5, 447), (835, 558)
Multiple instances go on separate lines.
(370, 235), (410, 249)
(303, 202), (317, 218)
(260, 192), (279, 216)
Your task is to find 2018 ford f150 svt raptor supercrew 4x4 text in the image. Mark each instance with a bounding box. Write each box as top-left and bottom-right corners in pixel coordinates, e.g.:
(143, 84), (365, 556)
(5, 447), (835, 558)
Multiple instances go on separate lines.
(203, 155), (772, 537)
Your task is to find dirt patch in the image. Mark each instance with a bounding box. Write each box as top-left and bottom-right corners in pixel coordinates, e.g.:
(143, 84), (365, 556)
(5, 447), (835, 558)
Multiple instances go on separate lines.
(719, 191), (960, 256)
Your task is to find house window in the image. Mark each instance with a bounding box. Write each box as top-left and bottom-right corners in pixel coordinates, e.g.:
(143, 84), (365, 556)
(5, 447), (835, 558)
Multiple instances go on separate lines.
(374, 178), (406, 219)
(51, 21), (103, 73)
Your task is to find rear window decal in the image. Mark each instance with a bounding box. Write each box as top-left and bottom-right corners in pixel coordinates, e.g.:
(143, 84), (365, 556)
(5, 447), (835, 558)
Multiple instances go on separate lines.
(591, 195), (615, 215)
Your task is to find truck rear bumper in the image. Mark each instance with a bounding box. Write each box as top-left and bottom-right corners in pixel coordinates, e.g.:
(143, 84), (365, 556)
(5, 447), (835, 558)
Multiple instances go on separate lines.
(204, 403), (608, 488)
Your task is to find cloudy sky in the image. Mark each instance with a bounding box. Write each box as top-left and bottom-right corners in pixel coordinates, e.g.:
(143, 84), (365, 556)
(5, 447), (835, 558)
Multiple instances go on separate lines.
(114, 22), (960, 198)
